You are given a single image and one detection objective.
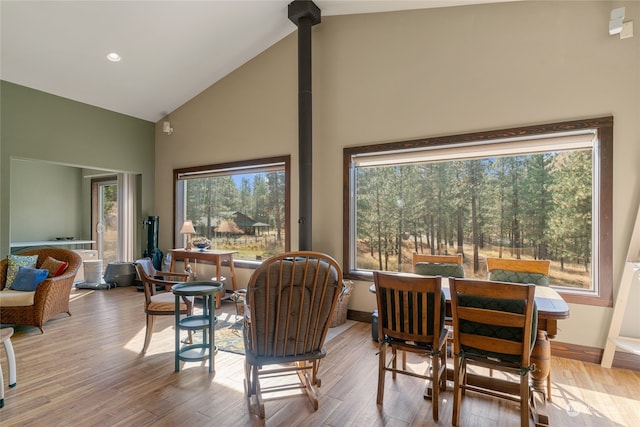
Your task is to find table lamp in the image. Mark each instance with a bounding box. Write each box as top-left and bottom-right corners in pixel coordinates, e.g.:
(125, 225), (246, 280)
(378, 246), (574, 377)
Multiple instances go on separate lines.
(180, 220), (196, 251)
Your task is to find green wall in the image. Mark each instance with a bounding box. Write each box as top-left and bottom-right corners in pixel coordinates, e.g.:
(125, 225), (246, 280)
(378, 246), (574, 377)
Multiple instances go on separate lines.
(10, 160), (84, 241)
(0, 81), (155, 258)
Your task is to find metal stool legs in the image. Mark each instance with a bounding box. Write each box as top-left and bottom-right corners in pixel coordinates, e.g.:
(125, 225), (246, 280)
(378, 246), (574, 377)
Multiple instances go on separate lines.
(1, 328), (17, 408)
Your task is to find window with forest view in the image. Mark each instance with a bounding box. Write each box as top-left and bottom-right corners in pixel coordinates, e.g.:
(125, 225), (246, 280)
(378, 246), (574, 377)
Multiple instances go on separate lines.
(174, 156), (290, 261)
(344, 118), (613, 305)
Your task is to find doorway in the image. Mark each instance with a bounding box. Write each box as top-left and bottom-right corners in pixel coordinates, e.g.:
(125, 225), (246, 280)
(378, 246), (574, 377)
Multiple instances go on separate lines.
(92, 177), (118, 266)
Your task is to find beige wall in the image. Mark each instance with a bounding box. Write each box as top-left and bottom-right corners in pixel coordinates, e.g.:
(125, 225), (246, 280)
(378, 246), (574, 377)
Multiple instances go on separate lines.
(155, 1), (640, 349)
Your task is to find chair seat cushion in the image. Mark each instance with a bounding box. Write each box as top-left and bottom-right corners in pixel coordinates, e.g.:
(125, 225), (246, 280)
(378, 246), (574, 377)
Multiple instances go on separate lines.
(386, 326), (449, 350)
(0, 289), (36, 307)
(148, 292), (189, 311)
(489, 269), (549, 286)
(414, 262), (464, 278)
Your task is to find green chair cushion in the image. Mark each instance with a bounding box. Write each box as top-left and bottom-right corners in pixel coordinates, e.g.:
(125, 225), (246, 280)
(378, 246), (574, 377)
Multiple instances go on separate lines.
(458, 294), (538, 364)
(414, 262), (464, 278)
(489, 269), (549, 286)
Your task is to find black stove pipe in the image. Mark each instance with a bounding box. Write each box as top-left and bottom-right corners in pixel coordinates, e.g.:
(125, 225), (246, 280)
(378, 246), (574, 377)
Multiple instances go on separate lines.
(288, 0), (321, 251)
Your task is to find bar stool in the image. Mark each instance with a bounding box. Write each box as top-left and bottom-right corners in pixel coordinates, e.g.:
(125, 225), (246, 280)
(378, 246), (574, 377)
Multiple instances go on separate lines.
(172, 281), (223, 373)
(1, 327), (17, 408)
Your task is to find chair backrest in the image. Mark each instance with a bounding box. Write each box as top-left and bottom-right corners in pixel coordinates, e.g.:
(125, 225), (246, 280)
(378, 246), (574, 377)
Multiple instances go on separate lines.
(414, 262), (465, 278)
(135, 257), (157, 278)
(245, 251), (342, 359)
(449, 278), (537, 366)
(134, 258), (160, 305)
(373, 272), (444, 345)
(486, 257), (550, 286)
(413, 253), (464, 278)
(412, 253), (463, 267)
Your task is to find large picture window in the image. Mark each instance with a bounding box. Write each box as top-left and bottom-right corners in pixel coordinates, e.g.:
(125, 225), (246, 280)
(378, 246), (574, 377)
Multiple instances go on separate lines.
(174, 156), (290, 262)
(343, 118), (613, 306)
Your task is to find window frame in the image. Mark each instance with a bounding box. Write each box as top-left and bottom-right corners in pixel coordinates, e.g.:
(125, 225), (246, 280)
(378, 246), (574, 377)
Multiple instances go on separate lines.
(343, 117), (613, 307)
(173, 155), (291, 264)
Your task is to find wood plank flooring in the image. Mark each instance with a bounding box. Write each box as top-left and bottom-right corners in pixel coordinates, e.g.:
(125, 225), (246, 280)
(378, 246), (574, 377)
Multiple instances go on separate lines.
(1, 286), (639, 426)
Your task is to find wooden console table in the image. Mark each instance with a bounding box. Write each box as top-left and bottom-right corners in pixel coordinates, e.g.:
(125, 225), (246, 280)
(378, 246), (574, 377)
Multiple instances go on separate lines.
(168, 249), (238, 307)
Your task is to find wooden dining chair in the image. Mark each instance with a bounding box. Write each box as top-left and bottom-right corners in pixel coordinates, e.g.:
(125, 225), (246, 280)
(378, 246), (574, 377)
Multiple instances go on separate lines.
(486, 257), (552, 400)
(373, 272), (447, 421)
(134, 258), (193, 354)
(413, 254), (464, 279)
(412, 252), (464, 353)
(449, 278), (537, 427)
(243, 251), (342, 419)
(486, 257), (550, 286)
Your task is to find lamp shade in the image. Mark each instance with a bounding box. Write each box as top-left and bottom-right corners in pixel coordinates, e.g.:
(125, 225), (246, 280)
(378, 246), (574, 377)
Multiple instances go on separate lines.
(180, 220), (196, 234)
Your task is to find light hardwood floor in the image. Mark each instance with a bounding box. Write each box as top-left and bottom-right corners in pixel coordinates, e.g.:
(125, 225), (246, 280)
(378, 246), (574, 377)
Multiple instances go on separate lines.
(1, 286), (639, 426)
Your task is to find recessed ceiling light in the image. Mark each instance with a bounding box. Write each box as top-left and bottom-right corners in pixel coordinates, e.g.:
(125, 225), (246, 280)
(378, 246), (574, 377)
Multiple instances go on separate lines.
(106, 52), (121, 62)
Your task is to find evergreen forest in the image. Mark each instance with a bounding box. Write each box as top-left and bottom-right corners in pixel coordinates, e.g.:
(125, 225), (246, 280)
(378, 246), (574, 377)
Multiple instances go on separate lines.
(355, 150), (593, 289)
(183, 171), (286, 259)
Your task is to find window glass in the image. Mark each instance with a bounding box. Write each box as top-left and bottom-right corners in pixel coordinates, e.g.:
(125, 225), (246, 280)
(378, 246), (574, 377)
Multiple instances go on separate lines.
(344, 118), (613, 306)
(174, 157), (290, 261)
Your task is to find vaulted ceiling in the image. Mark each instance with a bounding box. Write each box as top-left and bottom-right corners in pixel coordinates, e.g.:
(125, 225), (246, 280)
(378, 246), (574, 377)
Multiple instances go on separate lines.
(1, 1), (515, 122)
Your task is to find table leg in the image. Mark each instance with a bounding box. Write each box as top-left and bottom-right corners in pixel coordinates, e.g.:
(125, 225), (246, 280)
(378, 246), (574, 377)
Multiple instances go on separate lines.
(214, 257), (222, 308)
(208, 292), (215, 374)
(226, 254), (237, 290)
(3, 335), (16, 387)
(529, 330), (551, 426)
(175, 295), (181, 372)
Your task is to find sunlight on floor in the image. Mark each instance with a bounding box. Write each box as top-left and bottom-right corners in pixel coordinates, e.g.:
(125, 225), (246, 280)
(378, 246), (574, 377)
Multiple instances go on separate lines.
(552, 382), (639, 420)
(214, 366), (247, 394)
(69, 288), (95, 302)
(124, 322), (175, 354)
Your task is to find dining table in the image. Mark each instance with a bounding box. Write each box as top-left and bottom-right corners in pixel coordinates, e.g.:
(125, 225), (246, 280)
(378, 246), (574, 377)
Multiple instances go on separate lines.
(369, 276), (569, 427)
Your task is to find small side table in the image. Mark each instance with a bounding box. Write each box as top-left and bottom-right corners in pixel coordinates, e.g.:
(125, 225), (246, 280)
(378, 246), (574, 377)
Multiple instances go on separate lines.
(168, 249), (238, 308)
(172, 282), (223, 373)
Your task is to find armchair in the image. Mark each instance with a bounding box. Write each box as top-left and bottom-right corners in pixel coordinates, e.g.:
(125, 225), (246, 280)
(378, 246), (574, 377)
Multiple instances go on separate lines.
(0, 248), (82, 332)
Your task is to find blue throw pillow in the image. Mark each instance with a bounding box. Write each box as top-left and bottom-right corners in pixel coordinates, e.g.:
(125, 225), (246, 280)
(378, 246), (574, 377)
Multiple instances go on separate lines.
(9, 266), (49, 291)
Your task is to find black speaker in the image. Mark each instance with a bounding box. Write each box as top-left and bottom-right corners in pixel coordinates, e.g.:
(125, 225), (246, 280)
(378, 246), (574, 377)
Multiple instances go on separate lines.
(142, 216), (163, 270)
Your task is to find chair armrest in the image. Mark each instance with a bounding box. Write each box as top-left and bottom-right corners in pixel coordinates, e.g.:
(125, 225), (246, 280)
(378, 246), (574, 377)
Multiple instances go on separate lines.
(144, 276), (187, 291)
(155, 271), (190, 280)
(31, 274), (74, 307)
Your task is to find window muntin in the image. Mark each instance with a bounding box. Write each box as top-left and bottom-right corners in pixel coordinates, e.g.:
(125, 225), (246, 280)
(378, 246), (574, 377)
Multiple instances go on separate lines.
(174, 156), (290, 261)
(343, 118), (613, 306)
